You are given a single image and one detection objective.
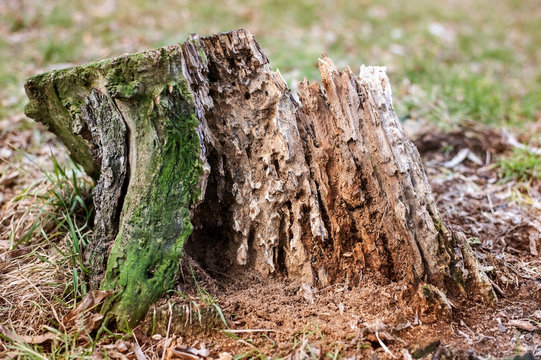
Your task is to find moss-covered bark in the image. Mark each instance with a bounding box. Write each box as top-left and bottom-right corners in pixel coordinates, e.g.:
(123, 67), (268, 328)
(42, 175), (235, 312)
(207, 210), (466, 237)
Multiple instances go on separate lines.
(100, 82), (203, 326)
(25, 46), (204, 327)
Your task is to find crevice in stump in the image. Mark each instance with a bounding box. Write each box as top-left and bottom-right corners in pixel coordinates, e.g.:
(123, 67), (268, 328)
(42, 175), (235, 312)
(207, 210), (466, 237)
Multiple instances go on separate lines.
(80, 89), (129, 288)
(181, 31), (321, 283)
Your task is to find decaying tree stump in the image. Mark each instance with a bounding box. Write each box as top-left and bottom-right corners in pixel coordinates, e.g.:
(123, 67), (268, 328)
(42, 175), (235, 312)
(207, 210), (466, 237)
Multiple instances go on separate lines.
(25, 29), (494, 327)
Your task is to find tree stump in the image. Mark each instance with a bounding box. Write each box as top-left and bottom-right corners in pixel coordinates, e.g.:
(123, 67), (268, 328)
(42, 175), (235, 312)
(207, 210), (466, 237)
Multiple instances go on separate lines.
(25, 29), (494, 327)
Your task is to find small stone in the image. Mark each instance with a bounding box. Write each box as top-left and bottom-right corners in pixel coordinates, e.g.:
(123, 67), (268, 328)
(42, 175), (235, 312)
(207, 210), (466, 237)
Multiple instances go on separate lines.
(496, 318), (507, 333)
(218, 352), (233, 360)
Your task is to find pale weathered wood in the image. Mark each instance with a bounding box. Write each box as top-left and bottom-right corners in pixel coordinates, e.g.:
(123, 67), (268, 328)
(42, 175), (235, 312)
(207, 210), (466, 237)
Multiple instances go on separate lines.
(24, 29), (494, 327)
(181, 31), (323, 282)
(181, 32), (493, 302)
(296, 58), (493, 300)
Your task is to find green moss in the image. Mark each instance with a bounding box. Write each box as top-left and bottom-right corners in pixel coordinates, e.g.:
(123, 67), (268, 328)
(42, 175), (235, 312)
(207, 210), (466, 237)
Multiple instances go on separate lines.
(24, 72), (101, 179)
(100, 81), (202, 327)
(105, 67), (145, 99)
(24, 62), (105, 180)
(421, 284), (433, 300)
(24, 45), (184, 181)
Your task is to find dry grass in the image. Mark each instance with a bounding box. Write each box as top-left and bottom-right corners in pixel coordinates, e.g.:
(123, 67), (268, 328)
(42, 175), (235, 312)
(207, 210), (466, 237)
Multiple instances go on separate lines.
(0, 241), (71, 336)
(0, 153), (95, 356)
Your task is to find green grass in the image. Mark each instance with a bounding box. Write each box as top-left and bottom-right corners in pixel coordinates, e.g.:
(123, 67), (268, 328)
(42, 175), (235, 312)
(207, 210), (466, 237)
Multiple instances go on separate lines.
(0, 152), (125, 358)
(45, 157), (93, 303)
(498, 148), (541, 182)
(190, 268), (229, 329)
(2, 319), (133, 359)
(41, 39), (82, 63)
(8, 151), (94, 303)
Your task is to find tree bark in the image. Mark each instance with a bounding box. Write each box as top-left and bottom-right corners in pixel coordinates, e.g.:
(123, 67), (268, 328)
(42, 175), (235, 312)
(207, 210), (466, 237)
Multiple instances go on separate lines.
(25, 46), (204, 325)
(25, 29), (494, 327)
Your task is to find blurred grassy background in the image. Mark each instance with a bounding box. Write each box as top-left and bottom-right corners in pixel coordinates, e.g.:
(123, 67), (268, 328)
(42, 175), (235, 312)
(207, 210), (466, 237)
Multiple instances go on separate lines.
(0, 0), (540, 157)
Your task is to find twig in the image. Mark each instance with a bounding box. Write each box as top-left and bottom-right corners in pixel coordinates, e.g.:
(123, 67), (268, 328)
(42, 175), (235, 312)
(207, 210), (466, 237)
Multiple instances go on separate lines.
(486, 193), (494, 214)
(161, 302), (173, 360)
(222, 329), (278, 334)
(133, 333), (148, 360)
(375, 331), (396, 359)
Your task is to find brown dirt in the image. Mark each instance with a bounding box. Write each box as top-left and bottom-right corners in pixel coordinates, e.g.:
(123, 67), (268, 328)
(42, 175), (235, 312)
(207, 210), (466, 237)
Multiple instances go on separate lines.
(133, 260), (539, 358)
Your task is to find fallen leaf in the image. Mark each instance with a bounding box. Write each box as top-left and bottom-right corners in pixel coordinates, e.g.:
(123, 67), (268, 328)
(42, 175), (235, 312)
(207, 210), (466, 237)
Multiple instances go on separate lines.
(0, 324), (19, 342)
(170, 352), (199, 360)
(19, 333), (57, 344)
(102, 341), (129, 353)
(0, 324), (56, 344)
(0, 245), (33, 261)
(168, 343), (209, 360)
(84, 313), (105, 333)
(507, 319), (538, 332)
(133, 337), (147, 360)
(97, 350), (129, 360)
(64, 289), (114, 327)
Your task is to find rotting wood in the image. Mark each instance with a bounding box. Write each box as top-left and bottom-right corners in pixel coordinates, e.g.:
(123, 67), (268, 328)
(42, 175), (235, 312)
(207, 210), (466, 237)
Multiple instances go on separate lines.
(25, 29), (494, 327)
